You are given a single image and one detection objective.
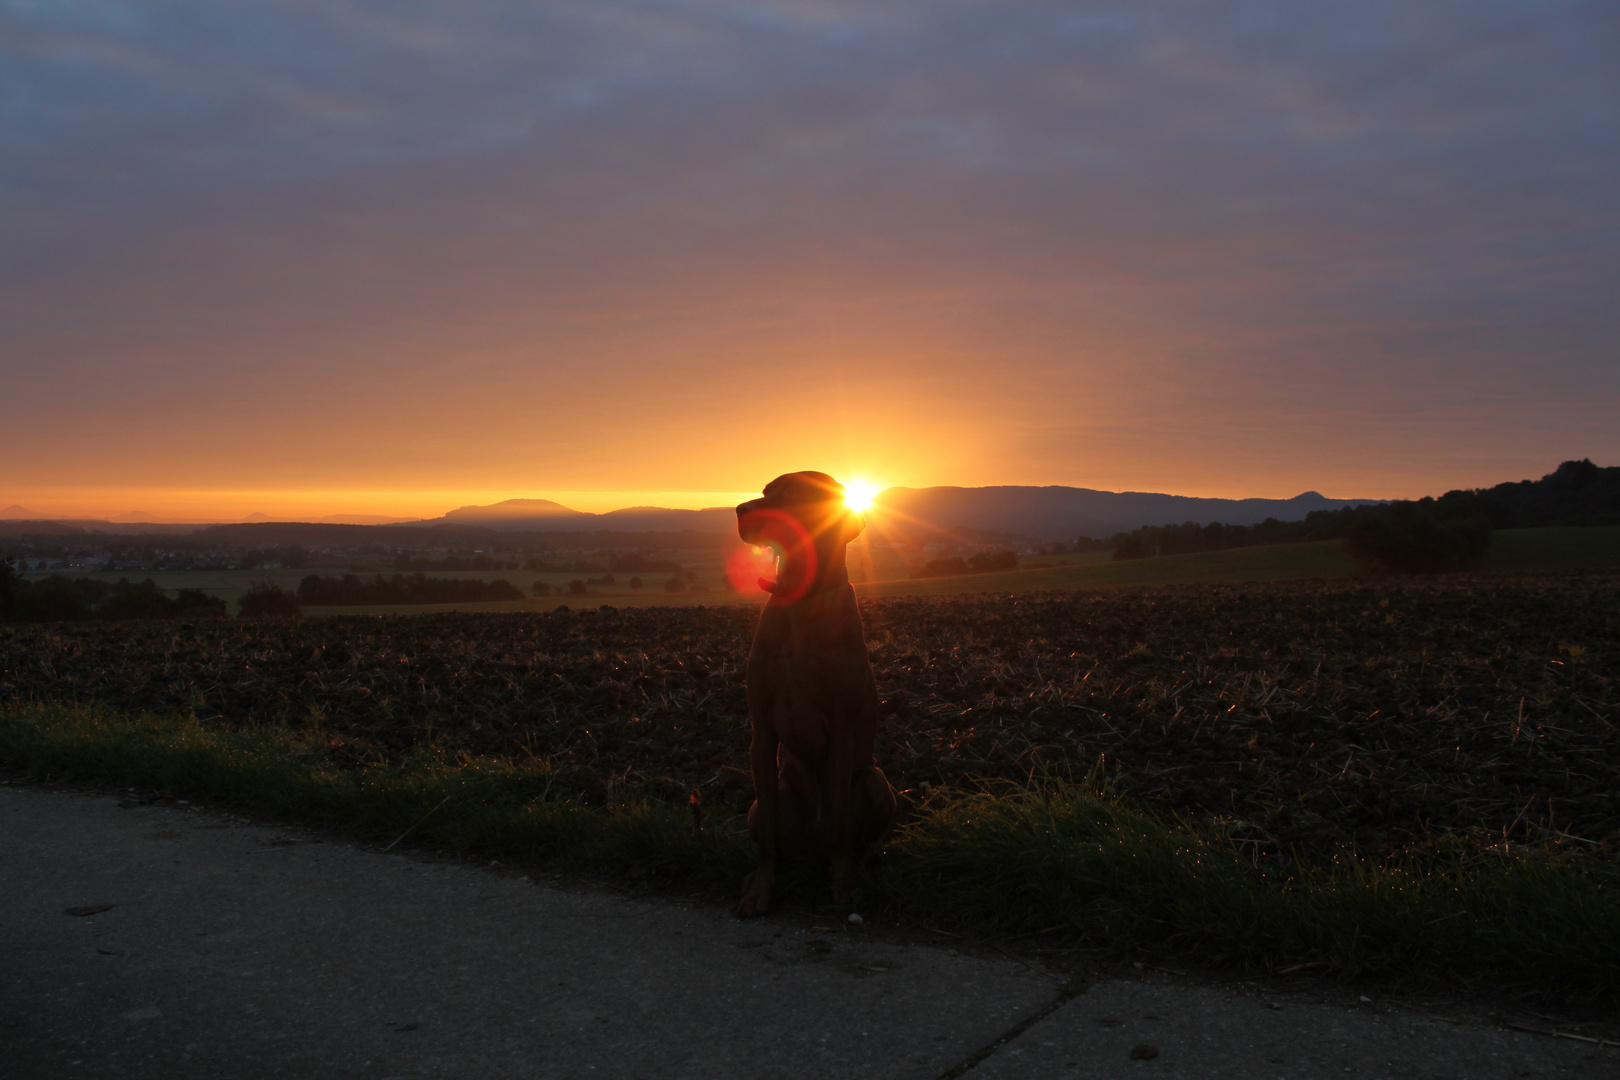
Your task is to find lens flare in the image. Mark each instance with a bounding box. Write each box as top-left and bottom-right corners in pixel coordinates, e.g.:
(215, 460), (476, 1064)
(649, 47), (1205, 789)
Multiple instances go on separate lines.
(724, 544), (778, 596)
(843, 479), (880, 513)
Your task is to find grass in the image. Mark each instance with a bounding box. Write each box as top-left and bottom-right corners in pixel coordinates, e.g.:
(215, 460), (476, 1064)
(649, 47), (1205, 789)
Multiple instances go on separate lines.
(14, 564), (742, 614)
(860, 524), (1620, 599)
(5, 702), (1616, 999)
(1487, 526), (1620, 572)
(857, 539), (1354, 598)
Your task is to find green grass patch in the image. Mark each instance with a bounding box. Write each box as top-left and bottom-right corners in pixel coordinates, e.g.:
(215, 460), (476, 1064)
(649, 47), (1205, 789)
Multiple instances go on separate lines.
(1488, 525), (1620, 572)
(4, 702), (1616, 998)
(857, 525), (1620, 598)
(0, 702), (751, 888)
(858, 539), (1354, 598)
(870, 783), (1620, 995)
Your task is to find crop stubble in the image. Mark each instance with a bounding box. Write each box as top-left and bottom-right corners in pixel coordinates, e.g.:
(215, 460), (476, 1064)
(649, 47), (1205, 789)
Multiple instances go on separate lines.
(2, 573), (1615, 869)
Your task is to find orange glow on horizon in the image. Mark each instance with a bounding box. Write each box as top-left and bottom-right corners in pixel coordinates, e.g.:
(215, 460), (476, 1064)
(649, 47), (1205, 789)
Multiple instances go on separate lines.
(0, 488), (764, 523)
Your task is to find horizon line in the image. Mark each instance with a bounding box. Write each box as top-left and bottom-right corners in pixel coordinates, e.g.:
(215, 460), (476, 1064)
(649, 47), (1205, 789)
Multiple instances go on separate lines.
(0, 480), (1401, 525)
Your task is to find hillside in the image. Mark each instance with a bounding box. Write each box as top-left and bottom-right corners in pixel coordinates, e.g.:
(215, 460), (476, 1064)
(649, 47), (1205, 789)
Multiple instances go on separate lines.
(418, 485), (1378, 541)
(862, 485), (1378, 543)
(425, 499), (738, 533)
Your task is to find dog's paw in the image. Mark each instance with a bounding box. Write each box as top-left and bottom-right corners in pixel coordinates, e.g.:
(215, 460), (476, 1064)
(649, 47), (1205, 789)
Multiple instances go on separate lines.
(829, 864), (854, 908)
(734, 872), (773, 917)
(733, 890), (773, 917)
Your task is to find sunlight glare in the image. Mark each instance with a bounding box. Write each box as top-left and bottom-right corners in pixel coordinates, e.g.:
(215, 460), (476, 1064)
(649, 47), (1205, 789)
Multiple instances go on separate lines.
(843, 479), (880, 513)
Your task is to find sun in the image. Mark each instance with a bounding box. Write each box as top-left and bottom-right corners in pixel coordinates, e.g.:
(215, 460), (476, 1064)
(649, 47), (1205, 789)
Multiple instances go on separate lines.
(842, 478), (880, 513)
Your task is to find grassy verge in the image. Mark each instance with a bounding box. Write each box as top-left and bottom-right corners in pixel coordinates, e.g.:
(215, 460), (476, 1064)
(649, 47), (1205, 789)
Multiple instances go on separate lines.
(3, 703), (1616, 998)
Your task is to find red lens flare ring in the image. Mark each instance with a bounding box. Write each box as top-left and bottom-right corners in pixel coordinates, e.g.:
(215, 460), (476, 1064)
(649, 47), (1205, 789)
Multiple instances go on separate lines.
(722, 544), (777, 597)
(731, 507), (818, 603)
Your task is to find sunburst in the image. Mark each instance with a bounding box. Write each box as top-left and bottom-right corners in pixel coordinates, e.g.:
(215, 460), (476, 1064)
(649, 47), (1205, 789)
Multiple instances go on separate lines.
(842, 479), (880, 513)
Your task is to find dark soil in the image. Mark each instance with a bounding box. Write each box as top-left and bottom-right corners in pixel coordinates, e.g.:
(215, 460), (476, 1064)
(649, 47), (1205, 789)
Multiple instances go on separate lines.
(3, 573), (1616, 868)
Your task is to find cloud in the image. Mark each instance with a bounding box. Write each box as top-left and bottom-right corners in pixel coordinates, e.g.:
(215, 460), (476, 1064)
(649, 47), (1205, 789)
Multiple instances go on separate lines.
(1, 0), (1616, 500)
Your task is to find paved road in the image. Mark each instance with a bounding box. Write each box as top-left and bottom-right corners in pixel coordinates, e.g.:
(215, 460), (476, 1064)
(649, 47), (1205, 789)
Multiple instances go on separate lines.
(1, 784), (1610, 1079)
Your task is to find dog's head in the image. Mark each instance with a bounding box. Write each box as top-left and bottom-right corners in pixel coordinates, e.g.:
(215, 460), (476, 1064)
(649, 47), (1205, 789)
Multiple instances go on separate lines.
(737, 472), (866, 599)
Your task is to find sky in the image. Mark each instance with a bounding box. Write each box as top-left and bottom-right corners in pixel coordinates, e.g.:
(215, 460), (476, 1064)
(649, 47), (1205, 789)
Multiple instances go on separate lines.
(3, 0), (1616, 520)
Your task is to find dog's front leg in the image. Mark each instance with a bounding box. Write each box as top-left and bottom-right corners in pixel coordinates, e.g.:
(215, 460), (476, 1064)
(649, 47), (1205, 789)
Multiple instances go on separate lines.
(826, 725), (854, 906)
(735, 721), (779, 917)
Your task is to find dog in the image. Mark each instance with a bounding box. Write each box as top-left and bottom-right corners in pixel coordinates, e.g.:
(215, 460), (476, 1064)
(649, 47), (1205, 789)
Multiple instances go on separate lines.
(733, 471), (897, 917)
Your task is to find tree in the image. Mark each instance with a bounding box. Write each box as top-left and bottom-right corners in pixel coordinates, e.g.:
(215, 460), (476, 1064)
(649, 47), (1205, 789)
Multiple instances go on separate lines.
(531, 581), (552, 597)
(1112, 534), (1154, 561)
(628, 576), (643, 589)
(97, 579), (177, 620)
(1344, 502), (1492, 574)
(238, 582), (302, 617)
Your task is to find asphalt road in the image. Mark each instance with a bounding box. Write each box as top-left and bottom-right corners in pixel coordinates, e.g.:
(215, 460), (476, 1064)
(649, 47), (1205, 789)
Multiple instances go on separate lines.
(2, 784), (1611, 1079)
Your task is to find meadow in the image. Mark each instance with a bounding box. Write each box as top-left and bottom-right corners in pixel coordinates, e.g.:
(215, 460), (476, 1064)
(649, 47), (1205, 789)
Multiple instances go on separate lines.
(23, 524), (1619, 614)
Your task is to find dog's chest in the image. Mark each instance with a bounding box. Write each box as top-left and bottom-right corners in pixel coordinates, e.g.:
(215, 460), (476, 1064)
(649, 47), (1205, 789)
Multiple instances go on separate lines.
(747, 610), (873, 745)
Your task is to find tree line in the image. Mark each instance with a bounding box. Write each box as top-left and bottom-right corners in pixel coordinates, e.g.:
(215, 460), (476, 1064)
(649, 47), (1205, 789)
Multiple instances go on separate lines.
(1103, 502), (1486, 573)
(295, 573), (525, 606)
(1098, 459), (1612, 573)
(0, 562), (227, 621)
(393, 552), (686, 574)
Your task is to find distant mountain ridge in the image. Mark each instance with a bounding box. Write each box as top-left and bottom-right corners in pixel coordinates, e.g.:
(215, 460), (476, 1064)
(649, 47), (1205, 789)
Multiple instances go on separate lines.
(419, 487), (1380, 541)
(6, 465), (1609, 545)
(862, 486), (1380, 543)
(1, 486), (1380, 539)
(433, 498), (738, 533)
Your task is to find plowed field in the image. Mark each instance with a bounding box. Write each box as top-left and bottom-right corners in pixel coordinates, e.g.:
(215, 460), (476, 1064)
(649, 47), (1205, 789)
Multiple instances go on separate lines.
(4, 573), (1615, 868)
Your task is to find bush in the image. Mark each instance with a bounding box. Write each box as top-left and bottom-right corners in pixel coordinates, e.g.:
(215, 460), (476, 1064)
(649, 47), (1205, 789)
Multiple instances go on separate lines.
(967, 549), (1019, 573)
(531, 581), (552, 597)
(0, 570), (100, 620)
(172, 589), (229, 618)
(97, 579), (179, 620)
(238, 583), (302, 618)
(1345, 502), (1492, 574)
(0, 564), (229, 621)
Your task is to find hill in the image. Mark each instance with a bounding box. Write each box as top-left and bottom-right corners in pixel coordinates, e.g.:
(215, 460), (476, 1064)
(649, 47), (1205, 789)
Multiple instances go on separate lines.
(425, 499), (737, 533)
(864, 485), (1379, 543)
(6, 460), (1608, 547)
(421, 486), (1378, 542)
